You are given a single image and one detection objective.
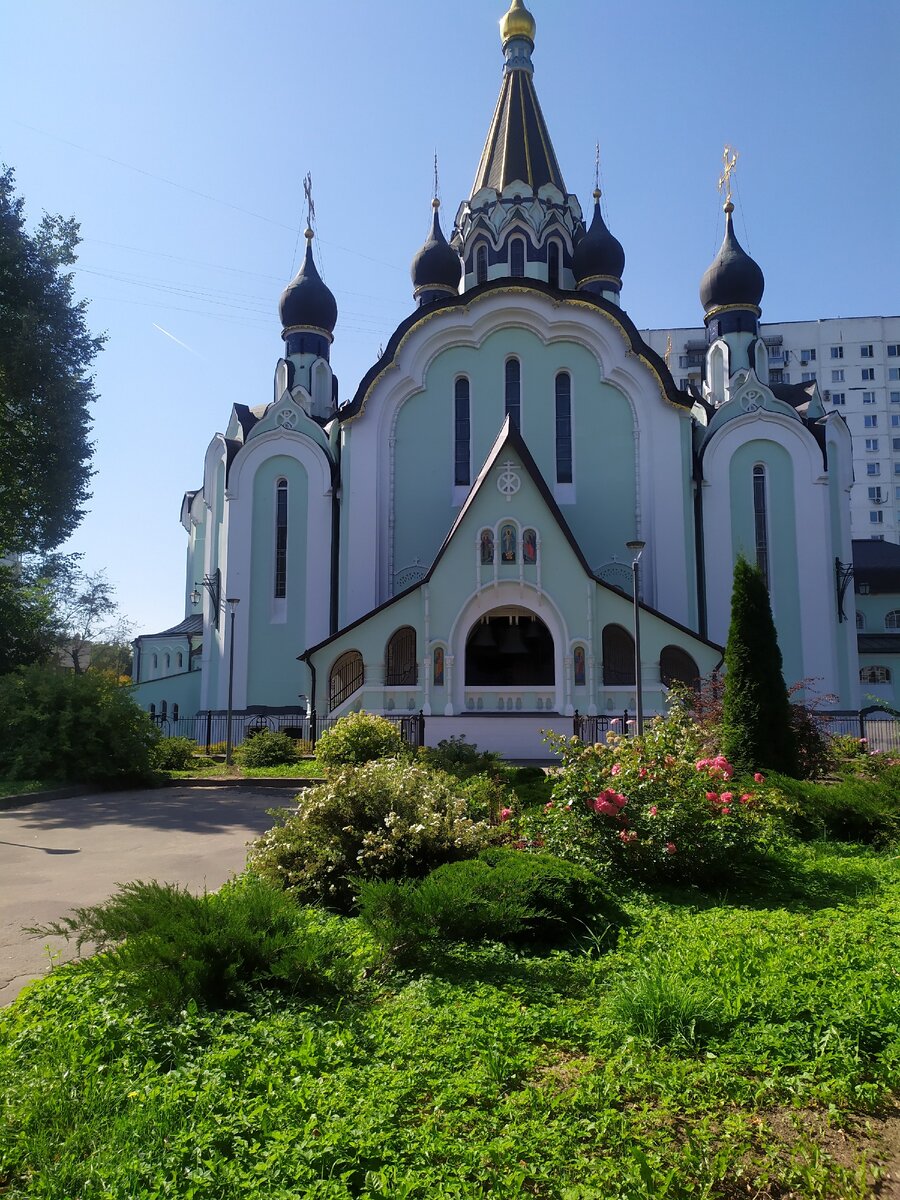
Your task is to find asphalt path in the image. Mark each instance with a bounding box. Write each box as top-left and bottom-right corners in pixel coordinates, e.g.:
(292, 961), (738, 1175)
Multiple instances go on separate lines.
(0, 786), (284, 1006)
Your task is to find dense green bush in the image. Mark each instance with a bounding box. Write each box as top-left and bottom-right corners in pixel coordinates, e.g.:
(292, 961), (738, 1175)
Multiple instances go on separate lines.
(769, 769), (900, 845)
(234, 729), (298, 768)
(0, 666), (160, 783)
(534, 704), (775, 887)
(356, 848), (625, 961)
(30, 876), (364, 1011)
(248, 758), (495, 909)
(419, 735), (506, 780)
(315, 710), (406, 769)
(151, 735), (198, 771)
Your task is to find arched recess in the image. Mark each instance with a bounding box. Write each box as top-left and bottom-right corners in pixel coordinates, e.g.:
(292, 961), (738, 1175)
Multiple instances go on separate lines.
(602, 624), (635, 685)
(885, 611), (900, 631)
(660, 645), (700, 689)
(385, 626), (418, 686)
(860, 665), (891, 684)
(329, 650), (364, 711)
(465, 608), (554, 688)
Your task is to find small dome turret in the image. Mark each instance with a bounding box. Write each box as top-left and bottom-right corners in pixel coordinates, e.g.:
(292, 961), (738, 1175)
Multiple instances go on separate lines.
(700, 202), (764, 313)
(279, 230), (338, 337)
(573, 188), (625, 294)
(411, 199), (462, 305)
(500, 0), (535, 46)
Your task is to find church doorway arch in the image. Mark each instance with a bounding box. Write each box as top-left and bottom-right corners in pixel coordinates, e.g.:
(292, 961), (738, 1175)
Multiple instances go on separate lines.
(465, 607), (554, 688)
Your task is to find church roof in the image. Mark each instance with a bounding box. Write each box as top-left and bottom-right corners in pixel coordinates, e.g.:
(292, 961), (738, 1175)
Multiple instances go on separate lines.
(471, 34), (565, 195)
(135, 614), (202, 641)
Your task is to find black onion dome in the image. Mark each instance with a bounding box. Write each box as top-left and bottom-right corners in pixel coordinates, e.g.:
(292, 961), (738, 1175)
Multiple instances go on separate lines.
(573, 190), (625, 287)
(279, 233), (338, 334)
(411, 201), (462, 295)
(700, 205), (764, 312)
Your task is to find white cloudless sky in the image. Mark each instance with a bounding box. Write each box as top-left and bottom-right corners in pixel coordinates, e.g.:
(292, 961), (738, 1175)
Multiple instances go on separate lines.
(3, 0), (899, 636)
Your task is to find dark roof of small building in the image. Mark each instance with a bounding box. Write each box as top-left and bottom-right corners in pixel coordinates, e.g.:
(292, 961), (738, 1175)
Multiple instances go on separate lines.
(135, 614), (203, 642)
(858, 634), (900, 654)
(853, 538), (900, 595)
(770, 381), (817, 410)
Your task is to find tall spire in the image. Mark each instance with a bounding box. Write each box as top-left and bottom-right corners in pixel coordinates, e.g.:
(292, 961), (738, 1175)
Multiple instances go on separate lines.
(470, 0), (565, 196)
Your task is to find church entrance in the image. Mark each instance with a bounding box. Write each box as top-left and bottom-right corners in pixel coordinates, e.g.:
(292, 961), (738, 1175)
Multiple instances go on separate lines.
(465, 607), (554, 688)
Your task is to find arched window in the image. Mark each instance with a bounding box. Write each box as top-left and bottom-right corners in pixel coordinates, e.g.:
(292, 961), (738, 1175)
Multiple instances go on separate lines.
(480, 528), (494, 564)
(329, 650), (364, 711)
(885, 610), (900, 631)
(385, 627), (418, 686)
(476, 243), (488, 284)
(152, 654), (158, 669)
(602, 624), (635, 686)
(149, 703), (156, 718)
(505, 358), (521, 428)
(160, 700), (168, 721)
(176, 652), (183, 669)
(172, 703), (179, 722)
(164, 654), (171, 670)
(510, 238), (525, 278)
(856, 611), (865, 631)
(860, 665), (891, 684)
(454, 377), (470, 486)
(555, 372), (572, 483)
(753, 464), (769, 588)
(660, 645), (701, 690)
(274, 478), (288, 598)
(548, 241), (560, 289)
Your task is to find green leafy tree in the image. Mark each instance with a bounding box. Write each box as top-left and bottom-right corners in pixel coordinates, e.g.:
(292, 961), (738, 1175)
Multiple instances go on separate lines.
(0, 561), (59, 674)
(721, 555), (799, 777)
(0, 165), (103, 555)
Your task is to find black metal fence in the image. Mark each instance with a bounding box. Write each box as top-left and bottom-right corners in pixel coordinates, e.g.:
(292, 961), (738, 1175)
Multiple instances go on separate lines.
(152, 709), (426, 752)
(572, 711), (635, 743)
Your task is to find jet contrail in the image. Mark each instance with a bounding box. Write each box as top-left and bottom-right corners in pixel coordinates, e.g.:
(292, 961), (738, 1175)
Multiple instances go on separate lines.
(152, 323), (202, 356)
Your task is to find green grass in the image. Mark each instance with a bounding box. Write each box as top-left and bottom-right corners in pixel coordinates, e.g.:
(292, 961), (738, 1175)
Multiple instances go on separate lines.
(0, 779), (61, 799)
(164, 759), (324, 780)
(2, 841), (899, 1198)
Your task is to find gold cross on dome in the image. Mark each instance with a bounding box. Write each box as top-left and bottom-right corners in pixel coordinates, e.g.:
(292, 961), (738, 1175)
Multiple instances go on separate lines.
(718, 145), (738, 205)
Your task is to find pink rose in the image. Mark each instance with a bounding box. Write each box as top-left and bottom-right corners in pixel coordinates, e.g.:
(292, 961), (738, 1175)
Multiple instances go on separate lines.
(618, 829), (637, 844)
(638, 767), (648, 779)
(706, 791), (719, 802)
(544, 801), (554, 811)
(648, 805), (658, 816)
(665, 842), (676, 854)
(720, 806), (731, 815)
(499, 807), (513, 822)
(720, 792), (733, 803)
(611, 763), (622, 776)
(740, 794), (752, 804)
(753, 773), (765, 784)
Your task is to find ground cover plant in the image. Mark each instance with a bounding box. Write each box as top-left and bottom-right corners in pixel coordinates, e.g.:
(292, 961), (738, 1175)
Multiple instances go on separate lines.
(2, 841), (900, 1198)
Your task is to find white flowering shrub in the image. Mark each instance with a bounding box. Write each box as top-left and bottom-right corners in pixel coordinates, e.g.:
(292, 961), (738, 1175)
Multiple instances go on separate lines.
(248, 758), (496, 909)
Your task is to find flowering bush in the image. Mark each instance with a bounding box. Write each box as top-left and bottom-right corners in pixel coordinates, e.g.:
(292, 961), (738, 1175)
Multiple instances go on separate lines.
(530, 705), (773, 886)
(234, 729), (298, 768)
(248, 758), (496, 909)
(315, 711), (406, 770)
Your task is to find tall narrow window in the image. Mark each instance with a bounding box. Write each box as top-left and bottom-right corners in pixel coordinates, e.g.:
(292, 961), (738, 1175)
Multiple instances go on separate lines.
(753, 465), (769, 588)
(274, 478), (288, 598)
(548, 241), (560, 289)
(454, 377), (470, 486)
(476, 244), (488, 284)
(510, 238), (525, 278)
(555, 371), (572, 482)
(505, 358), (521, 428)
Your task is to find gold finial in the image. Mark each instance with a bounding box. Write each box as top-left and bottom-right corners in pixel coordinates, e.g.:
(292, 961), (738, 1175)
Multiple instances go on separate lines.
(500, 0), (536, 46)
(433, 152), (441, 208)
(304, 227), (314, 241)
(665, 335), (673, 368)
(718, 145), (738, 210)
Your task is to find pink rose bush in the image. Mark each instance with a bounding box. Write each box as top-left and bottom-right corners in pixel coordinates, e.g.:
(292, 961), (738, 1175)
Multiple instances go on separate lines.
(533, 705), (773, 885)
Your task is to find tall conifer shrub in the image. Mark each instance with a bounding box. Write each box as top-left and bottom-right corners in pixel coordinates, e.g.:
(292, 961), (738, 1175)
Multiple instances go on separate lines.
(721, 555), (799, 776)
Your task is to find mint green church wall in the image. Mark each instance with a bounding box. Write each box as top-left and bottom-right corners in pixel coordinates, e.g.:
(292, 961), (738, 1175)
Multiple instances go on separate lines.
(391, 328), (636, 579)
(205, 461), (226, 704)
(728, 440), (803, 686)
(246, 455), (309, 707)
(132, 671), (202, 723)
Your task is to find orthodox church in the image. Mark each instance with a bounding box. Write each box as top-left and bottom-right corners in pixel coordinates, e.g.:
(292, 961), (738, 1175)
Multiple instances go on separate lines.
(132, 0), (860, 756)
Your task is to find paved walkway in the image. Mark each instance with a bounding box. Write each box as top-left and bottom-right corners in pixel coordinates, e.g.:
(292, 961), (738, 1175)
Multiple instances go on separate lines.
(0, 786), (283, 1006)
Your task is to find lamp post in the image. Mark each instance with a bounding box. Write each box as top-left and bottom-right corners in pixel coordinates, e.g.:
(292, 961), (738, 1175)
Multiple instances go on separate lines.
(625, 540), (646, 736)
(225, 598), (240, 765)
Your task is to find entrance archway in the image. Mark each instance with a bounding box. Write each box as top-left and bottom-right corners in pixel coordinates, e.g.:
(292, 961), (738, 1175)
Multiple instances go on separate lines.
(465, 607), (554, 688)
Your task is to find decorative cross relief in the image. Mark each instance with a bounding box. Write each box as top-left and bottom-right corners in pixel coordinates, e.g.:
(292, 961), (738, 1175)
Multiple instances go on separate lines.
(740, 389), (763, 413)
(276, 408), (298, 430)
(496, 460), (521, 501)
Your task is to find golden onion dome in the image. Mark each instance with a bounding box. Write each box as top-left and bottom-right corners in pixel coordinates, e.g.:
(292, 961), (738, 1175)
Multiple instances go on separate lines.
(500, 0), (536, 45)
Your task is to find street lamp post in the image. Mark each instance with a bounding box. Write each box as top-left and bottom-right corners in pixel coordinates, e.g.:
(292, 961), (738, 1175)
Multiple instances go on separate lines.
(225, 598), (240, 765)
(625, 540), (646, 736)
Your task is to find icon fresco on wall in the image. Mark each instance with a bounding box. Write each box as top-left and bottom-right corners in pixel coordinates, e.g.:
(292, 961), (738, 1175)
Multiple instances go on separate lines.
(480, 529), (494, 564)
(433, 646), (445, 688)
(523, 528), (537, 564)
(574, 644), (586, 686)
(501, 523), (517, 562)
